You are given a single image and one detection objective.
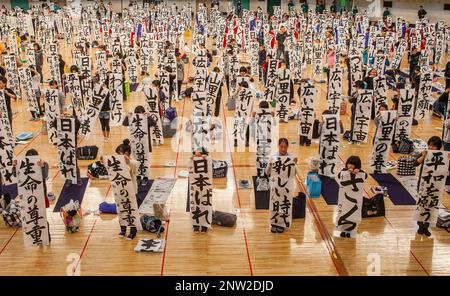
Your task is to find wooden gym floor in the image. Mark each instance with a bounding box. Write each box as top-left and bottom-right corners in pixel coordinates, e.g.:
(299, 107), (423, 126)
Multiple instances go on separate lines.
(0, 32), (449, 276)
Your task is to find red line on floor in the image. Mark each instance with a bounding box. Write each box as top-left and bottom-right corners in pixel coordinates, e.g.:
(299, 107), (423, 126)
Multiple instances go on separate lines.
(16, 131), (42, 155)
(0, 228), (19, 256)
(220, 91), (253, 276)
(160, 94), (187, 276)
(72, 219), (98, 275)
(0, 130), (45, 253)
(382, 214), (430, 276)
(297, 175), (349, 276)
(72, 185), (111, 275)
(409, 246), (431, 276)
(340, 153), (431, 276)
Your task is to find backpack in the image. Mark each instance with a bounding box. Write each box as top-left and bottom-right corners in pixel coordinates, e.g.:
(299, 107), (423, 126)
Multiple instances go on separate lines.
(212, 211), (237, 227)
(141, 214), (165, 233)
(77, 145), (99, 160)
(312, 119), (321, 139)
(98, 201), (117, 214)
(397, 138), (414, 154)
(292, 192), (306, 219)
(212, 160), (228, 178)
(362, 193), (386, 218)
(343, 130), (352, 141)
(437, 210), (450, 233)
(182, 87), (193, 97)
(227, 97), (236, 111)
(165, 106), (177, 121)
(87, 161), (109, 179)
(162, 117), (177, 138)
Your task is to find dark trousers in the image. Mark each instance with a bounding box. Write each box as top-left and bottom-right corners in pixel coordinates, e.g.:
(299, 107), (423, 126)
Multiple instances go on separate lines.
(120, 226), (137, 235)
(299, 135), (311, 146)
(177, 80), (182, 98)
(30, 95), (42, 119)
(444, 142), (450, 151)
(258, 65), (263, 82)
(225, 75), (230, 96)
(100, 117), (110, 132)
(37, 66), (43, 83)
(214, 95), (221, 117)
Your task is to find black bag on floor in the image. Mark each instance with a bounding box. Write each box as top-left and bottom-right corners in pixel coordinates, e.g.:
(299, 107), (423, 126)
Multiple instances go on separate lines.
(162, 118), (177, 138)
(312, 119), (321, 139)
(397, 138), (414, 154)
(212, 211), (237, 227)
(343, 130), (352, 141)
(182, 87), (193, 98)
(437, 210), (450, 233)
(362, 193), (385, 218)
(227, 97), (236, 111)
(87, 161), (109, 179)
(392, 141), (399, 153)
(292, 192), (306, 219)
(77, 146), (99, 160)
(212, 160), (228, 178)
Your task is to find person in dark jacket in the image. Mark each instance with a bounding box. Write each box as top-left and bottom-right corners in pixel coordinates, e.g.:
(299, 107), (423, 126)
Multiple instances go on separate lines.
(258, 44), (266, 83)
(418, 6), (427, 19)
(409, 46), (421, 80)
(58, 54), (66, 86)
(432, 87), (450, 118)
(445, 61), (450, 89)
(0, 76), (16, 130)
(34, 43), (44, 82)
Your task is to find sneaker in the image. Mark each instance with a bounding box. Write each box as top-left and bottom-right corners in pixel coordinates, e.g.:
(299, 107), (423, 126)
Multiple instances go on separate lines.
(270, 225), (277, 233)
(193, 225), (200, 232)
(345, 233), (351, 238)
(126, 233), (136, 240)
(276, 226), (285, 233)
(118, 231), (126, 237)
(423, 227), (431, 237)
(417, 227), (424, 235)
(340, 232), (346, 238)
